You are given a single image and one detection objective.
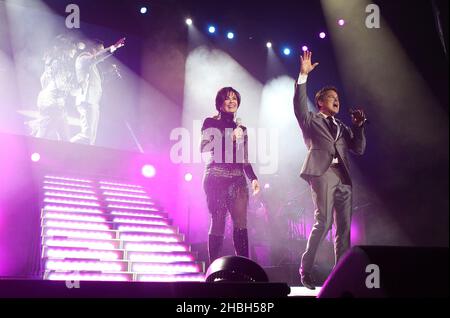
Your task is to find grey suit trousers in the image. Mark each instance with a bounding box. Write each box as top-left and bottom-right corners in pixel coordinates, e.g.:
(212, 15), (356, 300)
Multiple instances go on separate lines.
(300, 164), (352, 275)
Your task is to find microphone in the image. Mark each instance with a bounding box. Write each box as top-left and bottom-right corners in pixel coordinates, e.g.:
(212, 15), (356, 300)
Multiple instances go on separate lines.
(349, 108), (370, 125)
(235, 118), (244, 146)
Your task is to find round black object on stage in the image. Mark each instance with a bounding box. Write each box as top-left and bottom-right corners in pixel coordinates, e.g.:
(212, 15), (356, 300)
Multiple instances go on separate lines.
(205, 256), (269, 283)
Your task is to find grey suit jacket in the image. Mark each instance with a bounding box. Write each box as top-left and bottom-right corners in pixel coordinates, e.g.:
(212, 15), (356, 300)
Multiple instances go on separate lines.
(293, 82), (366, 184)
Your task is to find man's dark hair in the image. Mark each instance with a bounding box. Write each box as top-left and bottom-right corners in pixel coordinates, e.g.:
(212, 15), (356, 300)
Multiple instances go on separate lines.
(314, 86), (338, 109)
(215, 87), (241, 111)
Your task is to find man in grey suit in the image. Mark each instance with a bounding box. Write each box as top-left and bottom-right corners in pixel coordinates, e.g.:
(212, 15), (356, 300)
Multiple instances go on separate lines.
(293, 51), (367, 289)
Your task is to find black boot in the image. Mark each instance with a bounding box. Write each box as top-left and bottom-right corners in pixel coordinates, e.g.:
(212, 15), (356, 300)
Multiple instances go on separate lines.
(233, 228), (249, 258)
(208, 234), (224, 263)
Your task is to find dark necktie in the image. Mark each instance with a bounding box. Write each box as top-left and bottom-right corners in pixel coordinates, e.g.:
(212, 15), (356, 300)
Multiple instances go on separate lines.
(327, 116), (338, 139)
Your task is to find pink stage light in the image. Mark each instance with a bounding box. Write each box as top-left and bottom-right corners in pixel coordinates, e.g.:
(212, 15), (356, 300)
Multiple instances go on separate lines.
(113, 217), (168, 226)
(44, 219), (111, 231)
(31, 152), (40, 162)
(338, 19), (345, 26)
(184, 173), (193, 182)
(127, 252), (194, 263)
(132, 262), (202, 274)
(45, 259), (125, 272)
(141, 164), (156, 178)
(302, 45), (308, 52)
(319, 32), (326, 39)
(45, 228), (115, 240)
(117, 224), (175, 234)
(124, 242), (188, 252)
(119, 233), (180, 243)
(45, 247), (121, 260)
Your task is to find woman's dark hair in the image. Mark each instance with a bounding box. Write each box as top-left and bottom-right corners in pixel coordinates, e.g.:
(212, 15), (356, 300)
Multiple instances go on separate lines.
(215, 87), (241, 111)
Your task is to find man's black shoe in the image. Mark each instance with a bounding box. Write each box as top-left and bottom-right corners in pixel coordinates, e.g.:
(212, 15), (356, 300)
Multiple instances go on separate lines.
(301, 272), (316, 290)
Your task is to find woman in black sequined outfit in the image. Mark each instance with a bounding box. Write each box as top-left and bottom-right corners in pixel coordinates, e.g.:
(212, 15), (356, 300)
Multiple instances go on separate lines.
(200, 87), (260, 263)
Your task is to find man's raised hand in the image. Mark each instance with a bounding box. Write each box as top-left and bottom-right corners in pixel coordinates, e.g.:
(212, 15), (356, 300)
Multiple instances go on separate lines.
(300, 50), (319, 75)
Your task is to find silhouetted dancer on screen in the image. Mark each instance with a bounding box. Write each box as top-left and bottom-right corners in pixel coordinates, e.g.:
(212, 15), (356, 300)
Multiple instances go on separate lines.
(71, 37), (125, 145)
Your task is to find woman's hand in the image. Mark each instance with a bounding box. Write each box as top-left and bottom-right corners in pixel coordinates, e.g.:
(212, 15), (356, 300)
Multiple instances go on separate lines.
(251, 179), (260, 196)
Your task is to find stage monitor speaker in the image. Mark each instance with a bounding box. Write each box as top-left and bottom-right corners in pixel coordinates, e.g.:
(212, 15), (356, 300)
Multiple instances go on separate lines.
(318, 246), (448, 298)
(205, 255), (269, 283)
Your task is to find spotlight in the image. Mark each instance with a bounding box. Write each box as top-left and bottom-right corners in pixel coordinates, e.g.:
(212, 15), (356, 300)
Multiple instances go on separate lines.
(264, 183), (270, 189)
(140, 7), (148, 14)
(302, 45), (308, 52)
(31, 152), (40, 162)
(185, 18), (193, 26)
(283, 47), (291, 56)
(319, 32), (326, 39)
(184, 173), (193, 182)
(208, 26), (216, 34)
(141, 165), (156, 178)
(205, 256), (269, 282)
(266, 42), (272, 48)
(338, 19), (345, 26)
(227, 32), (234, 39)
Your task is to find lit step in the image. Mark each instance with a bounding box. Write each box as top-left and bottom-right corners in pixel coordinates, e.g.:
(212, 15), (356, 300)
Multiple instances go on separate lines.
(42, 217), (112, 231)
(44, 197), (100, 207)
(44, 180), (93, 188)
(42, 210), (171, 226)
(124, 241), (189, 252)
(102, 191), (151, 199)
(44, 190), (99, 201)
(110, 210), (168, 219)
(126, 251), (196, 263)
(104, 197), (155, 206)
(115, 223), (178, 234)
(137, 273), (205, 282)
(43, 205), (104, 214)
(99, 181), (144, 189)
(119, 232), (183, 243)
(99, 185), (146, 194)
(43, 246), (124, 260)
(45, 175), (93, 183)
(106, 204), (159, 211)
(42, 226), (118, 240)
(45, 270), (132, 281)
(44, 185), (95, 194)
(42, 236), (121, 250)
(42, 210), (108, 223)
(112, 215), (170, 226)
(131, 261), (204, 274)
(44, 259), (129, 272)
